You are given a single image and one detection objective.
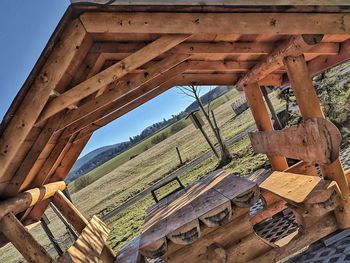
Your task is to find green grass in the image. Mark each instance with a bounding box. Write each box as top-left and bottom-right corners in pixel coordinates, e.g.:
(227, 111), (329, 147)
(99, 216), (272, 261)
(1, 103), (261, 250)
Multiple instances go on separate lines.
(105, 136), (268, 252)
(68, 89), (239, 193)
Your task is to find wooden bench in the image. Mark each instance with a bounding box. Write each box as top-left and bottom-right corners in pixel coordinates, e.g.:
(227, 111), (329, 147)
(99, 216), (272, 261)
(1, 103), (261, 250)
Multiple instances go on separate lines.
(115, 236), (146, 263)
(56, 216), (110, 263)
(138, 170), (262, 261)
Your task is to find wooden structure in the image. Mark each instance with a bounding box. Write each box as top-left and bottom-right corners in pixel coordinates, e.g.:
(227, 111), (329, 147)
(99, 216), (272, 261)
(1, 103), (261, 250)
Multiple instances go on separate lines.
(1, 1), (350, 262)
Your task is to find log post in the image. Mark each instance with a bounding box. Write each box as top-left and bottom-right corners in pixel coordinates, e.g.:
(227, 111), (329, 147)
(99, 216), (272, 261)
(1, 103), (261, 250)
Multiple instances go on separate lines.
(0, 213), (53, 263)
(283, 55), (350, 228)
(243, 82), (288, 171)
(52, 190), (115, 262)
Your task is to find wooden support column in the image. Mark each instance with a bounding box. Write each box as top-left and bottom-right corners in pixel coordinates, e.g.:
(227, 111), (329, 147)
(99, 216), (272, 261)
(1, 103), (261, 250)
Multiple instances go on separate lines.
(0, 213), (53, 263)
(284, 55), (350, 228)
(243, 82), (288, 171)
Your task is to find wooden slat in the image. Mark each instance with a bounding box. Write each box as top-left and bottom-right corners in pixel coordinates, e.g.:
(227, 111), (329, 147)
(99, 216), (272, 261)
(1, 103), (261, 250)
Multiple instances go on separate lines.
(0, 19), (90, 184)
(116, 236), (145, 263)
(58, 216), (110, 263)
(80, 12), (350, 35)
(249, 118), (341, 164)
(0, 213), (53, 263)
(260, 171), (322, 203)
(37, 34), (190, 123)
(91, 42), (339, 56)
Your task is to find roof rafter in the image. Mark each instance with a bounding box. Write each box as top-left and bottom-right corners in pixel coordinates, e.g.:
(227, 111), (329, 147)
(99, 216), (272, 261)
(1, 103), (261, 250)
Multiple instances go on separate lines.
(37, 34), (191, 124)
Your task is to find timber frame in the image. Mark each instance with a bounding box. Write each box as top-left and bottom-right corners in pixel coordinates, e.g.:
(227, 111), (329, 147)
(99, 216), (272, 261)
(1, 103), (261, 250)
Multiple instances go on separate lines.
(1, 1), (350, 262)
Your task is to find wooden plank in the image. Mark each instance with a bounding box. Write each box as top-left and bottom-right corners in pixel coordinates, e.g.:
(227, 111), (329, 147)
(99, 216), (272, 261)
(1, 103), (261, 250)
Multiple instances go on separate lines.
(80, 12), (350, 35)
(116, 236), (145, 263)
(249, 118), (341, 164)
(260, 171), (322, 203)
(58, 216), (109, 263)
(92, 42), (339, 56)
(57, 54), (190, 131)
(284, 161), (318, 176)
(0, 213), (52, 263)
(237, 35), (323, 90)
(243, 82), (288, 171)
(37, 34), (190, 123)
(0, 19), (90, 184)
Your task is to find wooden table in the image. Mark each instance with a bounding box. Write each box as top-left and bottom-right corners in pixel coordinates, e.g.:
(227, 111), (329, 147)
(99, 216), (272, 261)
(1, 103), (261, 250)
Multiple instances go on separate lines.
(139, 169), (260, 259)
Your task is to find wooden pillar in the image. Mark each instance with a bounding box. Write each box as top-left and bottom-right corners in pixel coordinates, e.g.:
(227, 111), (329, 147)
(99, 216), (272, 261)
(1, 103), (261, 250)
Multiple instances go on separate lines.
(243, 83), (288, 171)
(0, 213), (53, 263)
(284, 55), (350, 228)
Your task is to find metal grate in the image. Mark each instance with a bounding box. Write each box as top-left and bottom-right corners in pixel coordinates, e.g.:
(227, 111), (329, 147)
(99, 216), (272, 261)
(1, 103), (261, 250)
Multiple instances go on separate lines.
(287, 236), (350, 263)
(254, 209), (298, 243)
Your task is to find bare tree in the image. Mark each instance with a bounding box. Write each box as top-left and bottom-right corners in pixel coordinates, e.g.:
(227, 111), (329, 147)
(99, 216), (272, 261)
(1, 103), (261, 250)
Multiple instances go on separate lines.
(179, 85), (232, 167)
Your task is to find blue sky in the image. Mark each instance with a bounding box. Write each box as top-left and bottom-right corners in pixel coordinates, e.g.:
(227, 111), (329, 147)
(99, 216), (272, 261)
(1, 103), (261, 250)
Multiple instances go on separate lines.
(0, 1), (209, 157)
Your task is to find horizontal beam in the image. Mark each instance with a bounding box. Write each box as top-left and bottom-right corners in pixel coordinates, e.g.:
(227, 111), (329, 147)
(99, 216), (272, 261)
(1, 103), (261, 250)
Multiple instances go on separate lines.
(249, 118), (341, 164)
(236, 35), (323, 90)
(37, 34), (190, 123)
(80, 12), (350, 35)
(91, 42), (340, 56)
(0, 181), (66, 221)
(177, 73), (282, 86)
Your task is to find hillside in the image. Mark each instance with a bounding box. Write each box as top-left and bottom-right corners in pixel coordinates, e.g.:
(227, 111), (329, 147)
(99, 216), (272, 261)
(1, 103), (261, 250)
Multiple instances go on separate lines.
(67, 86), (231, 182)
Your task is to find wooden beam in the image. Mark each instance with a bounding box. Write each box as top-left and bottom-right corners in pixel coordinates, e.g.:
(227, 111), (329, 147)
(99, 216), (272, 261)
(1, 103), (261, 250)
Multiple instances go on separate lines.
(306, 39), (350, 77)
(177, 73), (282, 86)
(80, 12), (350, 35)
(37, 34), (190, 123)
(56, 54), (190, 132)
(249, 118), (341, 164)
(62, 62), (190, 137)
(0, 19), (90, 182)
(91, 41), (340, 56)
(237, 35), (323, 90)
(2, 114), (65, 197)
(243, 83), (288, 171)
(0, 213), (53, 263)
(283, 54), (350, 228)
(0, 181), (65, 221)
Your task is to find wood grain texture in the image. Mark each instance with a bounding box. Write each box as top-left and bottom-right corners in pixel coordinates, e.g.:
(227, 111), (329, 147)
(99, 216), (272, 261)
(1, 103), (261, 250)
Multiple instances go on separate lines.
(249, 118), (341, 164)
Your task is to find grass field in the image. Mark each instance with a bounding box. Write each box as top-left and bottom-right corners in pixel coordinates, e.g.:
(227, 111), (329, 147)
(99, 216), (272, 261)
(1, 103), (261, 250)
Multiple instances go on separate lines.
(0, 88), (284, 262)
(68, 89), (240, 194)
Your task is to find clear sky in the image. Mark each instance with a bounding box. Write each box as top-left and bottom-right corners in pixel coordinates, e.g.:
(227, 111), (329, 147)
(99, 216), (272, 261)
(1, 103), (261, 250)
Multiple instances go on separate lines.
(0, 1), (209, 157)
